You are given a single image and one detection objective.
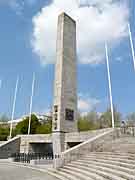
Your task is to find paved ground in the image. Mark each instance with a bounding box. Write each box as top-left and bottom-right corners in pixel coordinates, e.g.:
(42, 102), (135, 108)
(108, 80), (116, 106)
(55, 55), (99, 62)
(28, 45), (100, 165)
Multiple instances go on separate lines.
(0, 163), (59, 180)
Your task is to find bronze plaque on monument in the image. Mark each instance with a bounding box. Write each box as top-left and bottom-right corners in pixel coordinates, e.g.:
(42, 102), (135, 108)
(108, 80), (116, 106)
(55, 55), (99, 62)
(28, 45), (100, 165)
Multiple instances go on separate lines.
(65, 109), (74, 121)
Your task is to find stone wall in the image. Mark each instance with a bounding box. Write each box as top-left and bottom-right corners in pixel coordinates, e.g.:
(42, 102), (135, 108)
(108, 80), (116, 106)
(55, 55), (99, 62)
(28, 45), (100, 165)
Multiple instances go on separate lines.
(54, 128), (119, 168)
(65, 128), (113, 143)
(18, 128), (114, 153)
(19, 134), (52, 153)
(0, 136), (20, 159)
(0, 141), (6, 144)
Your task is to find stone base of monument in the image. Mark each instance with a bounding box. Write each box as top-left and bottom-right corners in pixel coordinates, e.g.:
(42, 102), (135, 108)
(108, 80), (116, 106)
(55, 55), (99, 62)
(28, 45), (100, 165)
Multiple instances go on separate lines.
(8, 157), (14, 162)
(30, 159), (53, 166)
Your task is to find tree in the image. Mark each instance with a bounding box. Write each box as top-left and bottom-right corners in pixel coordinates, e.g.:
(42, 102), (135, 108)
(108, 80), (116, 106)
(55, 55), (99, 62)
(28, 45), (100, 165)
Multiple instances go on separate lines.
(99, 107), (121, 128)
(126, 112), (135, 126)
(78, 111), (99, 131)
(0, 114), (9, 122)
(0, 126), (9, 141)
(36, 120), (52, 134)
(15, 114), (41, 135)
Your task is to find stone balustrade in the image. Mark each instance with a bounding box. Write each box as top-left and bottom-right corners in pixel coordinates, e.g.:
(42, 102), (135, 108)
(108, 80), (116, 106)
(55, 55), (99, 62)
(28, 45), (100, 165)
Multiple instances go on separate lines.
(54, 128), (119, 169)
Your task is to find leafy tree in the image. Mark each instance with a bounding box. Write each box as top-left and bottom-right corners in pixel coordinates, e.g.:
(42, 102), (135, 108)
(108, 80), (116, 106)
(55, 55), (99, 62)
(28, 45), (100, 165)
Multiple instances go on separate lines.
(36, 120), (52, 134)
(0, 126), (9, 141)
(99, 107), (121, 128)
(78, 118), (92, 131)
(126, 112), (135, 126)
(78, 111), (99, 131)
(15, 114), (41, 135)
(0, 115), (9, 122)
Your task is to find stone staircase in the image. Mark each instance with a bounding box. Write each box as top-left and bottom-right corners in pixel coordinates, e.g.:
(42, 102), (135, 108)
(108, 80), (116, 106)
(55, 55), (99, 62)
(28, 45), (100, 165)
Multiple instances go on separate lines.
(100, 136), (135, 153)
(48, 135), (135, 180)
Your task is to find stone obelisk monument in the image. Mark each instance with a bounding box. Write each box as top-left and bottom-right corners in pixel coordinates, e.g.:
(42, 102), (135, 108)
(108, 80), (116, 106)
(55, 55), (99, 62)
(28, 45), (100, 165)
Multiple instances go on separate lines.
(52, 12), (77, 167)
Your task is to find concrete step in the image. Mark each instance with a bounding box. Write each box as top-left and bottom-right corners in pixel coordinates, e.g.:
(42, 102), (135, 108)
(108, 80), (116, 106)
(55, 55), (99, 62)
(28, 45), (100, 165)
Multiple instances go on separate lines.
(103, 145), (135, 151)
(64, 164), (125, 180)
(70, 161), (135, 179)
(101, 138), (135, 153)
(79, 157), (135, 169)
(74, 160), (135, 175)
(85, 155), (135, 164)
(88, 152), (135, 160)
(50, 169), (80, 180)
(90, 152), (135, 157)
(60, 167), (94, 180)
(48, 170), (70, 180)
(63, 165), (107, 180)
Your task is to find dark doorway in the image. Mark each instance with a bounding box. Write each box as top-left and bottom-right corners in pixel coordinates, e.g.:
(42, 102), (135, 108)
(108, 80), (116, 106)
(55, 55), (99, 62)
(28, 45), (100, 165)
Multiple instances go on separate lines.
(30, 143), (53, 154)
(67, 142), (82, 148)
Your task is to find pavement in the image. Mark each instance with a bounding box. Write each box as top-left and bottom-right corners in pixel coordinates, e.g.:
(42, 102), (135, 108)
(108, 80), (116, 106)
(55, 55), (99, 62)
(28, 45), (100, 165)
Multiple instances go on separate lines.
(0, 162), (59, 180)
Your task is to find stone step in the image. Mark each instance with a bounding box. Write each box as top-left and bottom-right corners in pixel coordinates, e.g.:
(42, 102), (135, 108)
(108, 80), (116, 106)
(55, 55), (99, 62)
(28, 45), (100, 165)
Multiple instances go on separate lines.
(73, 160), (135, 175)
(63, 164), (107, 180)
(85, 155), (135, 164)
(48, 170), (70, 180)
(50, 169), (81, 180)
(88, 152), (135, 160)
(103, 145), (135, 149)
(79, 157), (135, 169)
(90, 151), (135, 157)
(64, 164), (125, 180)
(69, 162), (135, 180)
(60, 167), (94, 180)
(105, 143), (135, 146)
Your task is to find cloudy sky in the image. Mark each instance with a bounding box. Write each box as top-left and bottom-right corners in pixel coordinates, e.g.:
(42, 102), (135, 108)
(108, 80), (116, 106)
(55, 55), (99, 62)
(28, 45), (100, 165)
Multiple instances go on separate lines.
(0, 0), (135, 118)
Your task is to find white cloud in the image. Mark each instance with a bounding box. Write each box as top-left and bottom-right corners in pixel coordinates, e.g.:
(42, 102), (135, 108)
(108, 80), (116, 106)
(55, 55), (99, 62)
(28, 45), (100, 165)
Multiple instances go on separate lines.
(78, 0), (113, 7)
(34, 107), (52, 116)
(78, 94), (100, 115)
(32, 0), (129, 66)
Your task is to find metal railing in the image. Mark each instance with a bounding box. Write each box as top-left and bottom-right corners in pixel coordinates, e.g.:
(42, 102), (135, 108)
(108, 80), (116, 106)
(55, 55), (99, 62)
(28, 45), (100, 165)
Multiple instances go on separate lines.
(11, 153), (53, 163)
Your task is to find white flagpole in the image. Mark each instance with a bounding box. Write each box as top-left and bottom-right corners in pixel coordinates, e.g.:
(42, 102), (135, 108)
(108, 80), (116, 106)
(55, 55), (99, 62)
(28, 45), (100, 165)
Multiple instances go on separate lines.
(0, 80), (2, 89)
(128, 23), (135, 71)
(28, 73), (35, 135)
(9, 76), (19, 139)
(105, 43), (115, 128)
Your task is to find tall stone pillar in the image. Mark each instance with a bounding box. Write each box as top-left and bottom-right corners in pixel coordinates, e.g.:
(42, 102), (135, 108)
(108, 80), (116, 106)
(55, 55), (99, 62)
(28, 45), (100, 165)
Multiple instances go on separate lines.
(52, 12), (77, 168)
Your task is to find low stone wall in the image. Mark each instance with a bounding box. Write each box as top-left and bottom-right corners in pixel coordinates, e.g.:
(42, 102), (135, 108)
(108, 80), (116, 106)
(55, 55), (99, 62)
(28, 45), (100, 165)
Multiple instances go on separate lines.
(0, 137), (20, 159)
(0, 141), (6, 144)
(18, 134), (52, 153)
(19, 128), (114, 153)
(65, 128), (113, 143)
(54, 128), (119, 168)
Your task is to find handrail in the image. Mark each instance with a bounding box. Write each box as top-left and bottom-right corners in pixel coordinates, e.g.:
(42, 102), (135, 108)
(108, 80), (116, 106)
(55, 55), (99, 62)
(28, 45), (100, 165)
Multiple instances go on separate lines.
(0, 136), (20, 148)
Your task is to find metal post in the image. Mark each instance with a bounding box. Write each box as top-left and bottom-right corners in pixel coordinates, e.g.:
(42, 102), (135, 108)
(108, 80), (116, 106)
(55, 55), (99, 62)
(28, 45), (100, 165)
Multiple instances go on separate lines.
(0, 80), (2, 89)
(128, 23), (135, 71)
(28, 73), (35, 135)
(105, 43), (115, 128)
(9, 76), (19, 139)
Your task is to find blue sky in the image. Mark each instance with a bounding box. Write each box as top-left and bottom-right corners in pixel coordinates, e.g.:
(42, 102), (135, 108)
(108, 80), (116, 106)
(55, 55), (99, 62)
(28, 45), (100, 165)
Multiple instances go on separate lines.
(0, 0), (135, 119)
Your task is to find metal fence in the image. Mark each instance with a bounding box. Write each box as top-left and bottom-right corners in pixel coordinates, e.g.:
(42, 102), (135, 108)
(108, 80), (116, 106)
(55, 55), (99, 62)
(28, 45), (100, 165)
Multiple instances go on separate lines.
(11, 153), (53, 163)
